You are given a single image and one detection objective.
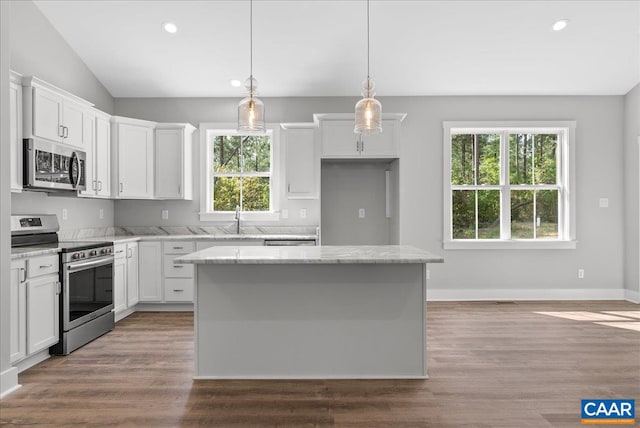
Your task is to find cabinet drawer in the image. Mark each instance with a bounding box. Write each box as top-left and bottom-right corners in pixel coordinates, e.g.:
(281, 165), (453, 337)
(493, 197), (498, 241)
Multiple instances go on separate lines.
(163, 241), (195, 254)
(163, 255), (194, 278)
(164, 278), (193, 302)
(114, 243), (127, 259)
(27, 254), (59, 278)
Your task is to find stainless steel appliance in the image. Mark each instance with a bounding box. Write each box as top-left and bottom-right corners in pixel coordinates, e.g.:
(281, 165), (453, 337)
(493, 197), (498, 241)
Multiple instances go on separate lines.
(23, 138), (86, 192)
(11, 214), (114, 356)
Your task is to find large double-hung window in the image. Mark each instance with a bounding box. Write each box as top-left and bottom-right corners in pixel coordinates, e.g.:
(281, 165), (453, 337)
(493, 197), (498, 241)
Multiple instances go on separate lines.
(443, 121), (576, 249)
(200, 125), (280, 221)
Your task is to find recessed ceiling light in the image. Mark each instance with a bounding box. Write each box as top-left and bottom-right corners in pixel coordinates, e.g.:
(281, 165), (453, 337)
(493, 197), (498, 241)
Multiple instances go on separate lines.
(230, 79), (242, 87)
(552, 19), (569, 32)
(162, 22), (178, 34)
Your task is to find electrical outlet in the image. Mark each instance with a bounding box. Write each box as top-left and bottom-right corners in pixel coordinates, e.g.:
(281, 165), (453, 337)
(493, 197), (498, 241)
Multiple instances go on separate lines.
(358, 208), (366, 218)
(426, 269), (431, 280)
(599, 198), (609, 208)
(281, 209), (289, 219)
(299, 208), (307, 219)
(99, 209), (104, 220)
(161, 210), (169, 220)
(578, 269), (585, 279)
(62, 208), (68, 220)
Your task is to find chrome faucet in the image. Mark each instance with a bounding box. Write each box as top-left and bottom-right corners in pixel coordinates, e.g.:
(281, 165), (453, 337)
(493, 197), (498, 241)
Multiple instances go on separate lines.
(234, 205), (241, 234)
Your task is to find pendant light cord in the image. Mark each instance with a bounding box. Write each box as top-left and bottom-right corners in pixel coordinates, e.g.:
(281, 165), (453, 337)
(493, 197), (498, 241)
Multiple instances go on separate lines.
(366, 0), (370, 80)
(250, 0), (253, 79)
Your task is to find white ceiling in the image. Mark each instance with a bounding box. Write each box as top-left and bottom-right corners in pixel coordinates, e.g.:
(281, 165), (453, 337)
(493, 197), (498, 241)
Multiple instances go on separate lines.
(34, 0), (640, 98)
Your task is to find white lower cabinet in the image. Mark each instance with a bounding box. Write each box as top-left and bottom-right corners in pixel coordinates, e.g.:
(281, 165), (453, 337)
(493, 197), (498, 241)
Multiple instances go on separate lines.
(163, 241), (194, 302)
(27, 274), (60, 354)
(114, 242), (139, 318)
(9, 260), (27, 363)
(10, 255), (60, 366)
(138, 241), (163, 302)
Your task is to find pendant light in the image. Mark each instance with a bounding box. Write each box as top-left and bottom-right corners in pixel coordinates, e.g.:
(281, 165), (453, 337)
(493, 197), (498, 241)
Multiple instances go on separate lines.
(354, 0), (382, 135)
(238, 0), (265, 133)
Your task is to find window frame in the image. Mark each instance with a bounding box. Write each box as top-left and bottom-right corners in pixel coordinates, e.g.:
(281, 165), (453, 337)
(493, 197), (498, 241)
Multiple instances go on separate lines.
(443, 121), (576, 250)
(199, 123), (281, 222)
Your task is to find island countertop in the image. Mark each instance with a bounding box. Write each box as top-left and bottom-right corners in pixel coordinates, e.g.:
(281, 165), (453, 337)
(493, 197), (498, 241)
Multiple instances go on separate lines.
(174, 245), (444, 265)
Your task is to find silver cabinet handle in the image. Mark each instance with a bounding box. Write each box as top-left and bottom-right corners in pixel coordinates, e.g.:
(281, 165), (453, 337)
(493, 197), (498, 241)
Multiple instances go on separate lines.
(39, 264), (53, 268)
(288, 183), (291, 193)
(173, 246), (184, 250)
(92, 180), (97, 191)
(361, 139), (365, 153)
(115, 250), (124, 254)
(56, 281), (62, 295)
(178, 184), (181, 195)
(59, 125), (65, 138)
(173, 265), (184, 269)
(98, 181), (102, 191)
(20, 267), (26, 283)
(172, 289), (184, 292)
(65, 126), (69, 138)
(127, 248), (132, 258)
(119, 183), (123, 193)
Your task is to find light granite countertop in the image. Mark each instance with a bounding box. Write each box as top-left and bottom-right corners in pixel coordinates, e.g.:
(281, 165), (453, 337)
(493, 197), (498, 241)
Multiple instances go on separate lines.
(174, 245), (444, 265)
(78, 234), (317, 244)
(11, 246), (61, 260)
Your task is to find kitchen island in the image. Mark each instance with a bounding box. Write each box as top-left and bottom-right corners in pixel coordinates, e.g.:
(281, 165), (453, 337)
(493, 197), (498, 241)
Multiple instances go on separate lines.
(175, 245), (444, 379)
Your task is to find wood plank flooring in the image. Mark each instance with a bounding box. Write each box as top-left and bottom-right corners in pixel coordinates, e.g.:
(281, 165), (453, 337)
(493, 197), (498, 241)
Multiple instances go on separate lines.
(1, 301), (638, 427)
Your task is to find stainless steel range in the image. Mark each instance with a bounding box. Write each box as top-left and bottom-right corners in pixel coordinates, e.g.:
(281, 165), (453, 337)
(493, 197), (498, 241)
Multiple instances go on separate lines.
(11, 214), (115, 355)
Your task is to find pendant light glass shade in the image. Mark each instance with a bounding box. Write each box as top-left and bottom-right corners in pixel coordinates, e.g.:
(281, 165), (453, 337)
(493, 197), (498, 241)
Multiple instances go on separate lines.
(237, 0), (265, 133)
(354, 77), (382, 134)
(238, 76), (265, 133)
(354, 0), (382, 135)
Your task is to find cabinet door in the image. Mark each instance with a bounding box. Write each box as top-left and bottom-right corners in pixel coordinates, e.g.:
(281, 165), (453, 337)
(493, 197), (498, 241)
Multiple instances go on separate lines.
(126, 243), (139, 307)
(139, 241), (162, 301)
(285, 127), (317, 199)
(10, 260), (27, 363)
(360, 120), (398, 157)
(321, 120), (358, 157)
(78, 112), (96, 197)
(10, 81), (23, 192)
(62, 101), (85, 148)
(95, 116), (111, 197)
(155, 128), (183, 199)
(113, 256), (127, 314)
(27, 274), (59, 354)
(32, 87), (63, 143)
(117, 123), (154, 198)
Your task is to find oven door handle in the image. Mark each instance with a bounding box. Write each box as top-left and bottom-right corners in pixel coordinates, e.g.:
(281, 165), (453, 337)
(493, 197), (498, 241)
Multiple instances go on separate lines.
(66, 256), (113, 272)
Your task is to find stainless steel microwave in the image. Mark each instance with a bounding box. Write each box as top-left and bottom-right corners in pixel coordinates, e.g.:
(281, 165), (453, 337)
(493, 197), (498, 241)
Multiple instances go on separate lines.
(23, 138), (86, 192)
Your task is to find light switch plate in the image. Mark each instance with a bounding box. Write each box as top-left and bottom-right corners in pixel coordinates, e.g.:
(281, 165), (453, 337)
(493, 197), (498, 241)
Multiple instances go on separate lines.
(358, 208), (366, 218)
(62, 208), (68, 220)
(161, 209), (169, 220)
(99, 209), (104, 219)
(599, 198), (609, 208)
(299, 208), (307, 219)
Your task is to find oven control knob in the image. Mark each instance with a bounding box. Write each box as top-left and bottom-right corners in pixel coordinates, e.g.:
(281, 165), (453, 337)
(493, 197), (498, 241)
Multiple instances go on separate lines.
(89, 250), (98, 257)
(72, 253), (81, 260)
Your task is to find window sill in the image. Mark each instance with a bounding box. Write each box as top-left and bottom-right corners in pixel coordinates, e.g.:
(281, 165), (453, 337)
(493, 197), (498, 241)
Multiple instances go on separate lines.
(443, 240), (577, 250)
(198, 212), (281, 222)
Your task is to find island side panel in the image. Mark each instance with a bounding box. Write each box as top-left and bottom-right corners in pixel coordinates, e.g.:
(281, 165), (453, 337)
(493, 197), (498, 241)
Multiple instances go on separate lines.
(194, 263), (426, 379)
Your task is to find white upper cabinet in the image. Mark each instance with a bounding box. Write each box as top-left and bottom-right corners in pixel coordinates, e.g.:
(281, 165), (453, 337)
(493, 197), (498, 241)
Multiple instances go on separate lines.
(154, 123), (196, 200)
(22, 77), (94, 149)
(10, 71), (23, 192)
(112, 116), (156, 199)
(79, 109), (111, 198)
(281, 123), (318, 199)
(315, 113), (406, 158)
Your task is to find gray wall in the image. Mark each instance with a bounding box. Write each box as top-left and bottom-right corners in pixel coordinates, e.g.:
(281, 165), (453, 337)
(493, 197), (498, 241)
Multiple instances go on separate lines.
(115, 95), (627, 299)
(10, 0), (114, 113)
(623, 83), (639, 300)
(9, 0), (115, 231)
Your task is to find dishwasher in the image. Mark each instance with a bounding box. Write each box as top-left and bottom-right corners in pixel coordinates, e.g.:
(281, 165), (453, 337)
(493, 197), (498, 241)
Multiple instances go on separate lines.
(264, 239), (316, 246)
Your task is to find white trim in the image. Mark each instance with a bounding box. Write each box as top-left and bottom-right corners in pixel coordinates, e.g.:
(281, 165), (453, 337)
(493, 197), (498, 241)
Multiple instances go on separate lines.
(198, 123), (281, 222)
(115, 307), (136, 322)
(624, 289), (640, 304)
(427, 288), (625, 301)
(193, 374), (428, 380)
(0, 367), (20, 399)
(135, 303), (194, 312)
(443, 240), (577, 250)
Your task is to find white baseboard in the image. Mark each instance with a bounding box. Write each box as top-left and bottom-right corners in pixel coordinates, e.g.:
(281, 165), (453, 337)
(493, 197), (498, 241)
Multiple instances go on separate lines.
(115, 306), (136, 322)
(135, 303), (193, 312)
(427, 288), (626, 301)
(624, 289), (640, 304)
(0, 366), (20, 399)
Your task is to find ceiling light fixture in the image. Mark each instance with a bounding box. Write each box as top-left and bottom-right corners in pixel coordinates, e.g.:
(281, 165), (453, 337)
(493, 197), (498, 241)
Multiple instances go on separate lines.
(162, 21), (178, 34)
(354, 0), (382, 135)
(552, 19), (569, 32)
(237, 0), (265, 133)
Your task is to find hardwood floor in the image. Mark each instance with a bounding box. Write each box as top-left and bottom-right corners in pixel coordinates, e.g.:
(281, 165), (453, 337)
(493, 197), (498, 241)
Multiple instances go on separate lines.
(1, 301), (638, 427)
